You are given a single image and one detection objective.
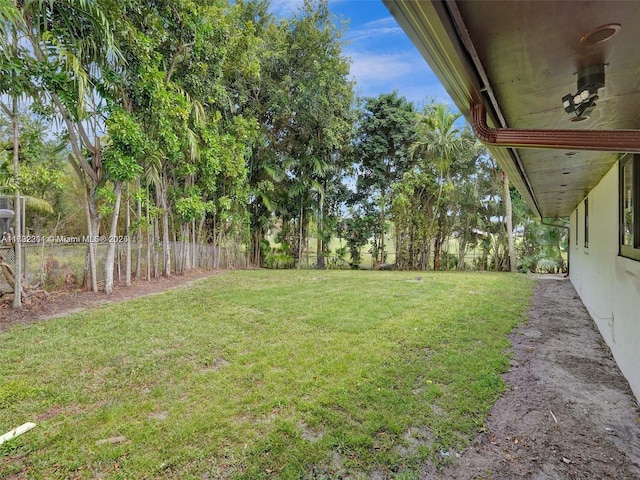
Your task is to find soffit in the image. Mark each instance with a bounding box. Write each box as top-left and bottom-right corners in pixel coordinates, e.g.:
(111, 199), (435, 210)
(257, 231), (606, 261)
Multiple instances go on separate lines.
(384, 0), (640, 218)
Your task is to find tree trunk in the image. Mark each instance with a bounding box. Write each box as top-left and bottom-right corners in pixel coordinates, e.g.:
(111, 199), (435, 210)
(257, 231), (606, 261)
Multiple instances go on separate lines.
(379, 194), (386, 264)
(457, 239), (468, 270)
(192, 219), (197, 270)
(135, 179), (142, 279)
(316, 191), (325, 269)
(197, 216), (206, 268)
(433, 233), (442, 270)
(104, 181), (123, 294)
(11, 94), (21, 309)
(433, 215), (445, 270)
(503, 173), (517, 272)
(117, 242), (121, 283)
(316, 233), (324, 269)
(146, 189), (151, 281)
(182, 223), (189, 272)
(125, 183), (132, 287)
(420, 237), (430, 271)
(153, 217), (160, 278)
(163, 209), (171, 276)
(213, 216), (219, 269)
(157, 176), (171, 277)
(83, 182), (99, 292)
(216, 227), (223, 269)
(298, 201), (304, 269)
(251, 230), (259, 267)
(249, 204), (261, 267)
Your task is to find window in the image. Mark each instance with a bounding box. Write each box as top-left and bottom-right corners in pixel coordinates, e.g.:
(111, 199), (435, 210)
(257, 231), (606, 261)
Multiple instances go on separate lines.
(620, 154), (640, 260)
(575, 205), (578, 246)
(584, 197), (589, 249)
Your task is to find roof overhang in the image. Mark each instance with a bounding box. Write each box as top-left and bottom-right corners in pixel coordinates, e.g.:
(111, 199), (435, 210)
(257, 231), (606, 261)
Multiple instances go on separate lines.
(383, 0), (640, 218)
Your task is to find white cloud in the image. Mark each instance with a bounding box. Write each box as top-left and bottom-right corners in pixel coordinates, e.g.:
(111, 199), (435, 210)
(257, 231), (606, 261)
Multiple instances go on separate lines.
(265, 1), (455, 107)
(347, 49), (416, 83)
(269, 0), (351, 18)
(345, 48), (453, 106)
(345, 17), (403, 43)
(268, 0), (305, 17)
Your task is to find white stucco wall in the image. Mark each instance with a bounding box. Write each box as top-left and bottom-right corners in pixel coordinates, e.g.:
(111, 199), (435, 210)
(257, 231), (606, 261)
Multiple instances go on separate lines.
(569, 162), (640, 402)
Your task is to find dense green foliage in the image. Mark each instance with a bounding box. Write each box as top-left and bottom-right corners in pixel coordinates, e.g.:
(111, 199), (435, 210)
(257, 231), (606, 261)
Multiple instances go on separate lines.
(354, 92), (417, 265)
(0, 0), (565, 297)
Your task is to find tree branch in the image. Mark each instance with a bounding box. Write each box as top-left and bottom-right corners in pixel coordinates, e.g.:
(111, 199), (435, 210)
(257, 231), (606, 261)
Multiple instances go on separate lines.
(25, 24), (99, 184)
(165, 41), (194, 83)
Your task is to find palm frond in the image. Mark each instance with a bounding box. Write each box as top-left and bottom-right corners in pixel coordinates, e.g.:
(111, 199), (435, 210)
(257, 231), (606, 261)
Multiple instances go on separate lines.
(168, 82), (207, 126)
(0, 1), (25, 57)
(40, 31), (89, 113)
(186, 127), (200, 162)
(23, 195), (54, 214)
(143, 150), (162, 188)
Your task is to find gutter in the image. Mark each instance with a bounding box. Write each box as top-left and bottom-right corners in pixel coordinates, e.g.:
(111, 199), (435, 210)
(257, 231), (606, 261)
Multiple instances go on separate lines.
(447, 0), (640, 154)
(471, 103), (640, 153)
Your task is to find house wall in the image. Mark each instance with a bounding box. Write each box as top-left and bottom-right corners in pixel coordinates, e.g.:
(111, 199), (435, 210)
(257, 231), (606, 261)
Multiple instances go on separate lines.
(569, 162), (640, 402)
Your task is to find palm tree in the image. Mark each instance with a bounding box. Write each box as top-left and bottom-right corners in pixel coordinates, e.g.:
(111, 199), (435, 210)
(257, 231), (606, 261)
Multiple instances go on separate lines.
(410, 103), (473, 269)
(14, 0), (121, 292)
(0, 1), (22, 54)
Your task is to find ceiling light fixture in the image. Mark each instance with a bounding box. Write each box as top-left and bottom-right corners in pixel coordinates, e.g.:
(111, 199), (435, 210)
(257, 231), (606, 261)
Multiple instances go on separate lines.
(580, 23), (621, 46)
(562, 64), (605, 121)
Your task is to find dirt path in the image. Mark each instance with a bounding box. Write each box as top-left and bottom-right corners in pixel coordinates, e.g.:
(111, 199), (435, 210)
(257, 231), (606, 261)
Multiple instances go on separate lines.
(0, 269), (225, 332)
(440, 276), (640, 479)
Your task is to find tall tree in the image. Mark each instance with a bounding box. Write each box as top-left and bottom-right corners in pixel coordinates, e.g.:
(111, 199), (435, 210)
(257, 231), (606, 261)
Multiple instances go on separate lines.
(113, 0), (250, 275)
(390, 169), (437, 270)
(0, 3), (31, 308)
(237, 0), (354, 268)
(503, 172), (517, 272)
(410, 103), (473, 269)
(356, 92), (417, 265)
(229, 1), (286, 267)
(102, 107), (144, 293)
(12, 0), (121, 291)
(284, 0), (354, 269)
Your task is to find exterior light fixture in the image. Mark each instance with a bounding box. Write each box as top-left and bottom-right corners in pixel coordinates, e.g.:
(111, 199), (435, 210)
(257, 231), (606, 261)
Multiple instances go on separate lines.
(562, 64), (606, 121)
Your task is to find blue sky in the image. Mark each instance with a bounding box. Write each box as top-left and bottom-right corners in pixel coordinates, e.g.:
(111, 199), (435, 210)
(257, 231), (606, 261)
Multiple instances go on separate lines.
(269, 0), (454, 110)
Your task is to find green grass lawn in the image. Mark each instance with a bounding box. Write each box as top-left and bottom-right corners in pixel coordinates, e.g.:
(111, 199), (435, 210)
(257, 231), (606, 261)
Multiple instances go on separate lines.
(1, 270), (532, 479)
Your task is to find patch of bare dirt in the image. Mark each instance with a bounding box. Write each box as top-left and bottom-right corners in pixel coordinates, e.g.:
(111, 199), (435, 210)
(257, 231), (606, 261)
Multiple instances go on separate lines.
(0, 269), (225, 332)
(440, 276), (640, 480)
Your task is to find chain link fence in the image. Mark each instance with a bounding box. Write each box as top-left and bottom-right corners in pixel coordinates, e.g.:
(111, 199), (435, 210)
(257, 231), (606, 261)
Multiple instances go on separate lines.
(0, 240), (248, 294)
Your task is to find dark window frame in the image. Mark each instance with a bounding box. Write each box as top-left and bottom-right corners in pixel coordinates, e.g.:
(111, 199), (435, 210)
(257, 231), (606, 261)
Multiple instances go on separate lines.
(584, 197), (589, 249)
(575, 205), (578, 246)
(619, 154), (640, 261)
